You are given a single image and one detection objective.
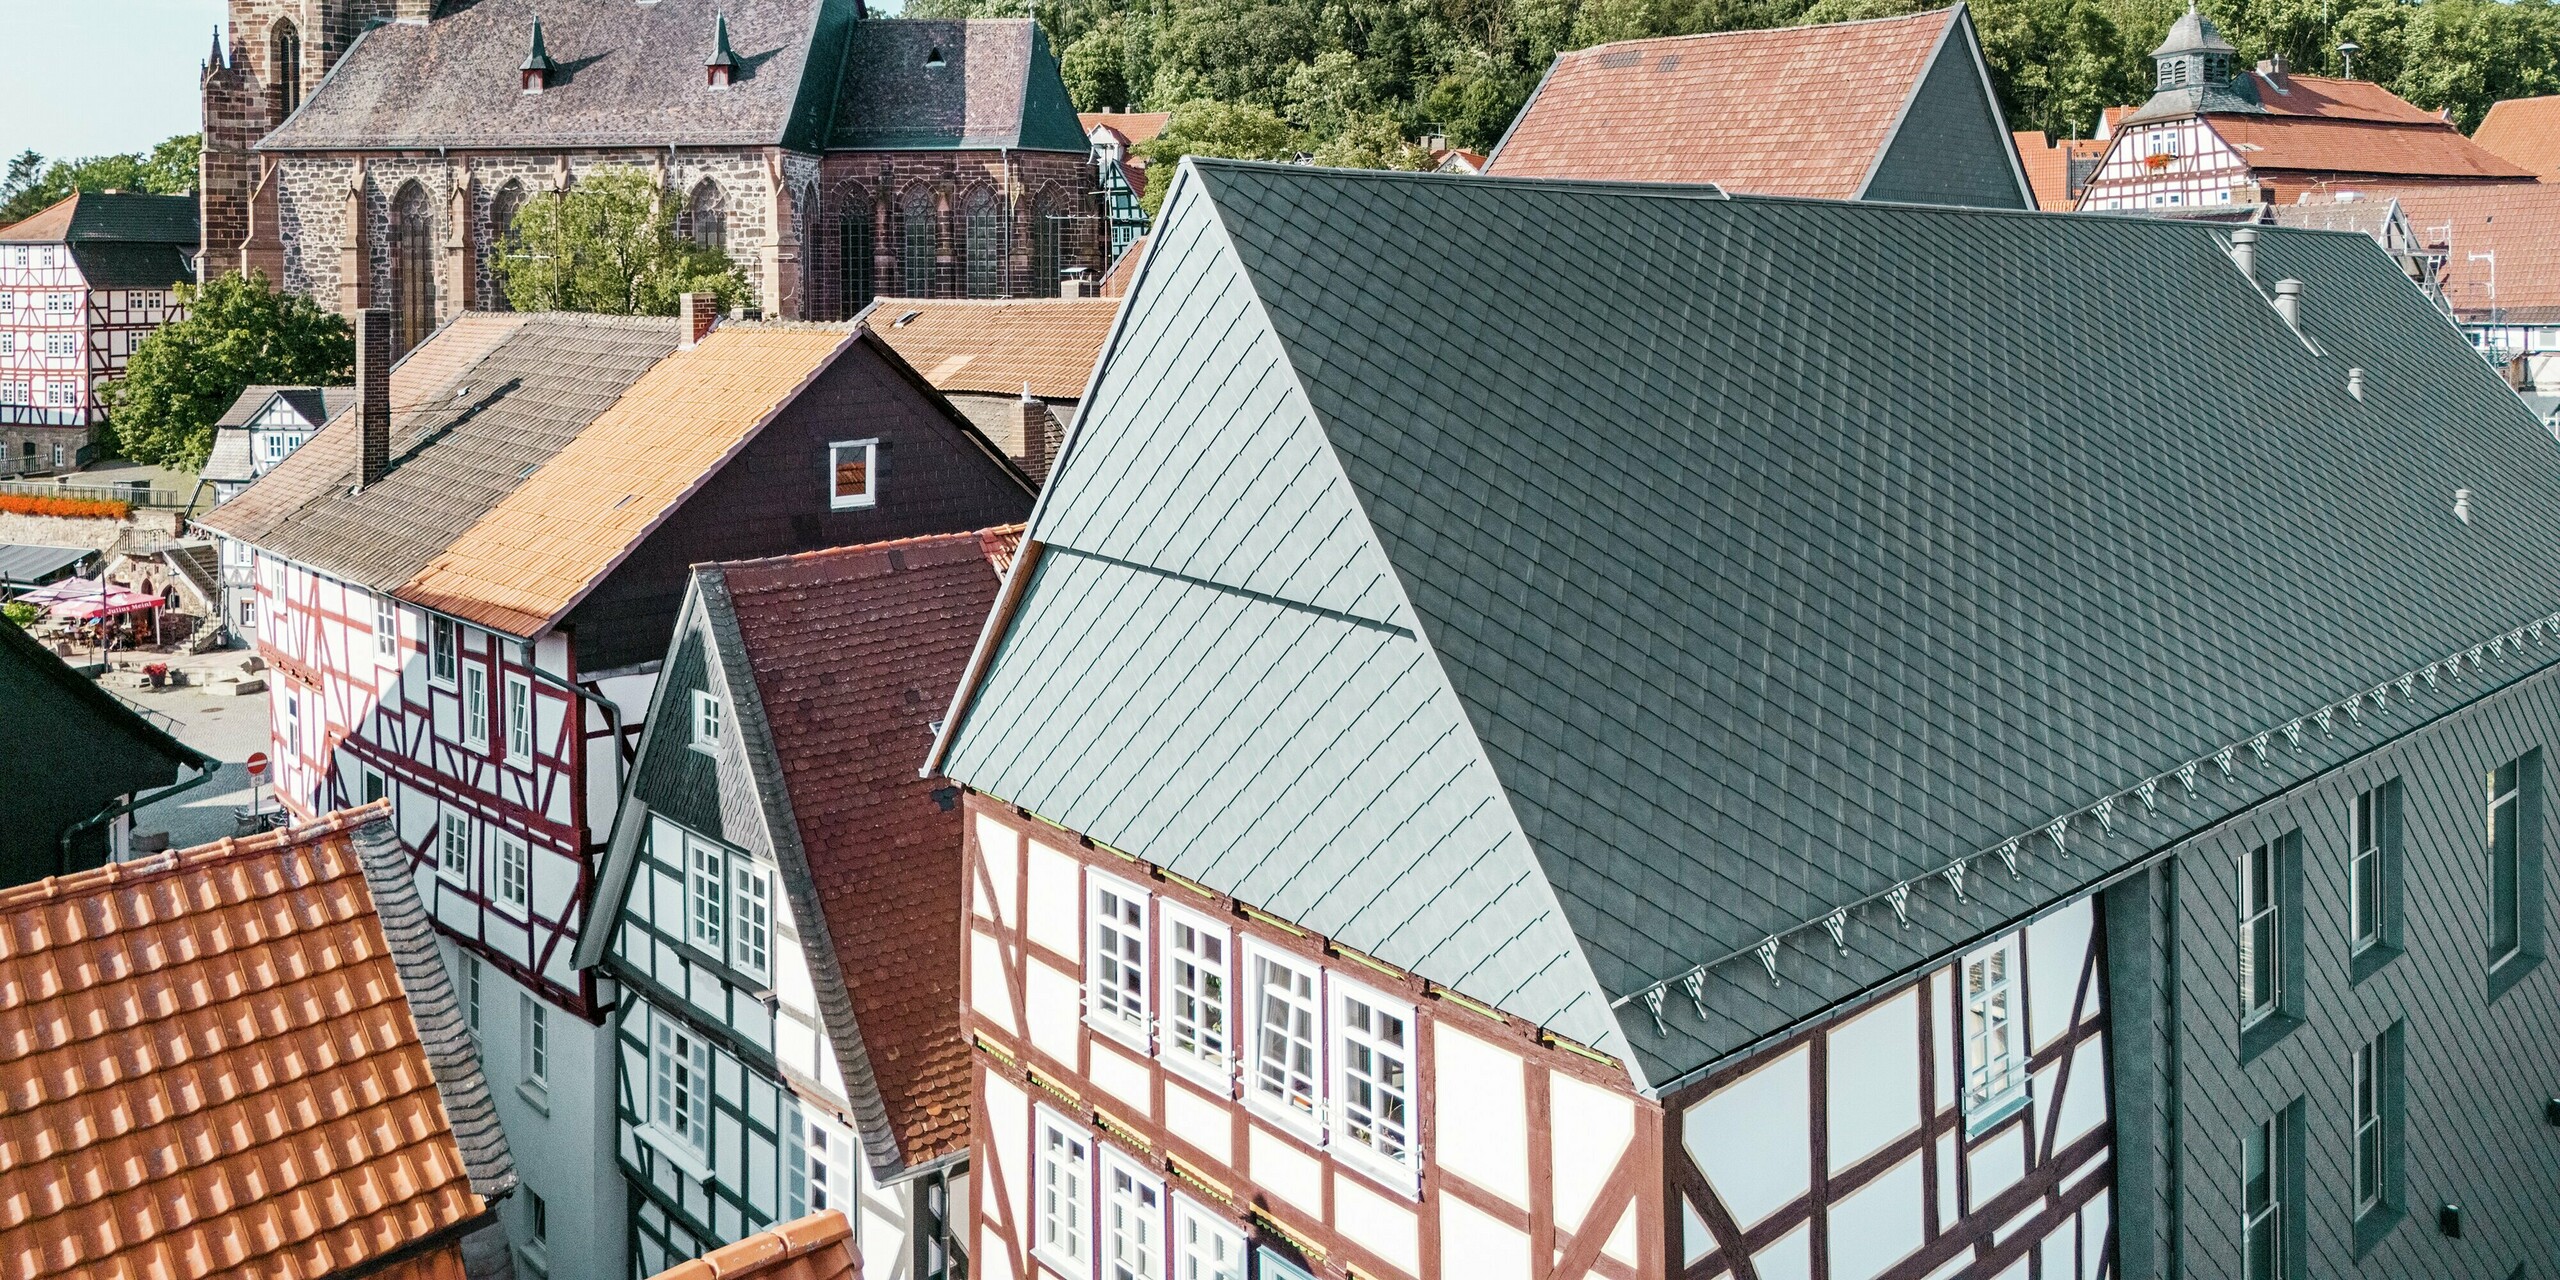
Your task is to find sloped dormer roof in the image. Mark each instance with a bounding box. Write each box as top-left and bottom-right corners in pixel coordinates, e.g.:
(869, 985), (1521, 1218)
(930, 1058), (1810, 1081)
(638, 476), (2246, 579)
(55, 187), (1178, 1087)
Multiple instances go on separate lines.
(937, 159), (2560, 1092)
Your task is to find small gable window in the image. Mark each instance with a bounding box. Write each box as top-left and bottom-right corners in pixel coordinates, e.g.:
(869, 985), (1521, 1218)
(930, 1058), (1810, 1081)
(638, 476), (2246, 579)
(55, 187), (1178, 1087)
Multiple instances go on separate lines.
(1961, 935), (2029, 1129)
(691, 688), (721, 753)
(829, 438), (878, 510)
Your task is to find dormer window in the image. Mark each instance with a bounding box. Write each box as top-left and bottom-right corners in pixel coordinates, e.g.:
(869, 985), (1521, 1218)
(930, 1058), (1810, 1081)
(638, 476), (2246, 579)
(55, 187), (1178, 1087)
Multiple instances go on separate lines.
(706, 12), (739, 88)
(521, 15), (556, 94)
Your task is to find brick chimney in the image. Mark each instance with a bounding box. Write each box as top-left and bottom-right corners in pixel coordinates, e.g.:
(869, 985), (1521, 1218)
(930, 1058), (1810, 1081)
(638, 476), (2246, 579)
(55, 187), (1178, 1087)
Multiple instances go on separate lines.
(1016, 385), (1051, 478)
(356, 308), (392, 489)
(681, 292), (719, 349)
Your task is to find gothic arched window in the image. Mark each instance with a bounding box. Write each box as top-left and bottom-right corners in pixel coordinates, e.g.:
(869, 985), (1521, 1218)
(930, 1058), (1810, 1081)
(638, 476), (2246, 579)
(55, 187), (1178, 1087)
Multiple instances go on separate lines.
(1030, 194), (1066, 298)
(682, 179), (729, 254)
(487, 180), (529, 311)
(962, 190), (1002, 298)
(898, 188), (939, 297)
(838, 193), (876, 316)
(390, 182), (437, 356)
(273, 20), (304, 119)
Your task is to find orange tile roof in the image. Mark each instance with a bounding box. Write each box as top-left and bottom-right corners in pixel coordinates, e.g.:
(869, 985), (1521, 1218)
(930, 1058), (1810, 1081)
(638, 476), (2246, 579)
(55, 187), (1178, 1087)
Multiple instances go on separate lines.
(1079, 111), (1172, 148)
(1100, 235), (1147, 297)
(651, 1211), (856, 1280)
(2346, 182), (2560, 320)
(0, 806), (506, 1280)
(2251, 70), (2449, 124)
(2212, 115), (2534, 181)
(397, 324), (855, 636)
(1484, 6), (1958, 195)
(2013, 130), (2104, 210)
(866, 297), (1119, 399)
(2475, 94), (2560, 176)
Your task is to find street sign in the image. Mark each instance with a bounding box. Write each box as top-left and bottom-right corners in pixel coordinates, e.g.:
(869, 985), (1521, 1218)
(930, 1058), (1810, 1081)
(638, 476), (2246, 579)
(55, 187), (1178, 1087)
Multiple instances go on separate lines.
(245, 752), (270, 778)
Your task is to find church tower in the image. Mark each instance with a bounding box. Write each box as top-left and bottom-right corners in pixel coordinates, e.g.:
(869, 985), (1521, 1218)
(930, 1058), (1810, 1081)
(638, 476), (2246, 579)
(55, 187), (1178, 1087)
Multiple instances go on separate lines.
(200, 0), (406, 273)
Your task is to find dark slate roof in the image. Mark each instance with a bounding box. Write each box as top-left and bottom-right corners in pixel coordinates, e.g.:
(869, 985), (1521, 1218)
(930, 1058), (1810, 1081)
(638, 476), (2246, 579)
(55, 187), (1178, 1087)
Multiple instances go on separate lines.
(827, 20), (1089, 152)
(67, 242), (195, 289)
(944, 159), (2560, 1090)
(260, 0), (856, 152)
(0, 543), (94, 586)
(0, 192), (198, 245)
(0, 615), (209, 885)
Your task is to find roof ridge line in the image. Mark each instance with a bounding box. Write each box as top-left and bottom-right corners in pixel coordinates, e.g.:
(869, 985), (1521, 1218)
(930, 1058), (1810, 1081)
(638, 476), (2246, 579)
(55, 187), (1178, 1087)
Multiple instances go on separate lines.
(0, 800), (389, 908)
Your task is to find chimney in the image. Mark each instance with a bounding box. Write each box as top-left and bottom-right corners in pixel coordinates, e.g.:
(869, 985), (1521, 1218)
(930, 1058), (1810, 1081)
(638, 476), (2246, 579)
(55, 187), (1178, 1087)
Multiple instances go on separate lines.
(682, 292), (719, 348)
(2230, 227), (2257, 282)
(2348, 366), (2366, 399)
(2258, 54), (2288, 75)
(1017, 384), (1050, 478)
(356, 308), (392, 489)
(1060, 266), (1091, 298)
(2273, 278), (2303, 329)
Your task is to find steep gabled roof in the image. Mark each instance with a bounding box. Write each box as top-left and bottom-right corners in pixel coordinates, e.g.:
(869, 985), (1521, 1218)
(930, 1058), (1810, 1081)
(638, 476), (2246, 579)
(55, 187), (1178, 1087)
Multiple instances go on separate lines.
(0, 806), (512, 1279)
(940, 159), (2560, 1090)
(0, 617), (211, 886)
(827, 20), (1089, 152)
(261, 0), (856, 152)
(0, 191), (197, 244)
(1081, 110), (1172, 148)
(2351, 182), (2560, 322)
(1486, 6), (2026, 206)
(2475, 93), (2560, 176)
(862, 296), (1118, 399)
(2207, 113), (2532, 183)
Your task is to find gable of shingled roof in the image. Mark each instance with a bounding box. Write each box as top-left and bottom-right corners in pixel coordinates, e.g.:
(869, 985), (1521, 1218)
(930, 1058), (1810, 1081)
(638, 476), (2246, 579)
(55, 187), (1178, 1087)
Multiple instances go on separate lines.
(0, 619), (212, 886)
(2475, 93), (2560, 177)
(827, 20), (1090, 152)
(0, 806), (512, 1280)
(862, 296), (1120, 399)
(939, 159), (2560, 1090)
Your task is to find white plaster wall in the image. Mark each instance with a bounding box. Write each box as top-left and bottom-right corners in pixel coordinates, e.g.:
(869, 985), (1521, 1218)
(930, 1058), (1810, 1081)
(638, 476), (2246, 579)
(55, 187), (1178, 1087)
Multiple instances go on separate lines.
(1827, 989), (1920, 1174)
(971, 930), (1019, 1035)
(1431, 1023), (1526, 1205)
(1024, 838), (1080, 957)
(1826, 1152), (1925, 1280)
(1248, 1125), (1323, 1219)
(1688, 1044), (1811, 1229)
(1333, 1176), (1418, 1276)
(1549, 1070), (1632, 1234)
(1024, 958), (1080, 1064)
(1440, 1196), (1531, 1280)
(1162, 1078), (1231, 1165)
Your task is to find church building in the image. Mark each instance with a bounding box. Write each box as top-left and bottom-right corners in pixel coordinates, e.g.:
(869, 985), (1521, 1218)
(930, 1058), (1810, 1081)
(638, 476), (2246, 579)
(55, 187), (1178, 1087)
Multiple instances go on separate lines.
(201, 0), (1103, 350)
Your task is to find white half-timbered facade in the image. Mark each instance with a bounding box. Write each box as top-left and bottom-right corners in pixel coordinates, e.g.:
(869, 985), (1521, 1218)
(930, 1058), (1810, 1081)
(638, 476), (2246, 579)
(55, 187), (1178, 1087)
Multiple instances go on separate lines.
(0, 192), (196, 471)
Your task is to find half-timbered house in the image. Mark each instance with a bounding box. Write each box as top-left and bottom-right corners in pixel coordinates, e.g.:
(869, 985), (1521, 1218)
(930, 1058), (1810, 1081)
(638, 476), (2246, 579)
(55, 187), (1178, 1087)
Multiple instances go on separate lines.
(578, 527), (1016, 1277)
(927, 159), (2560, 1280)
(194, 298), (1035, 1280)
(0, 191), (196, 472)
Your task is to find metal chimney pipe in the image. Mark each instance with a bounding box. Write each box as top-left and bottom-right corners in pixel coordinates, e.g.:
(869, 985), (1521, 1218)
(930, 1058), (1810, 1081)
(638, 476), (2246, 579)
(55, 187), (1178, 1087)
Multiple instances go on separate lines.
(2273, 278), (2302, 329)
(2230, 227), (2257, 282)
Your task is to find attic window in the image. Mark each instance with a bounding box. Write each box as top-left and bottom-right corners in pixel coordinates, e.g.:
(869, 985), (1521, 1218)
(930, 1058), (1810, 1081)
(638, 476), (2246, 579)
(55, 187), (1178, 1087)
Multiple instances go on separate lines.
(829, 439), (878, 510)
(691, 689), (722, 754)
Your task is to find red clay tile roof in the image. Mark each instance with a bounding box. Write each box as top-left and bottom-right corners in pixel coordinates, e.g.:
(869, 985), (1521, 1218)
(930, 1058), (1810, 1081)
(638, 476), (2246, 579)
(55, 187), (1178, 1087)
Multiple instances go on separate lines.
(0, 806), (504, 1280)
(651, 1210), (856, 1280)
(709, 529), (1017, 1167)
(2013, 130), (2104, 210)
(2250, 70), (2449, 124)
(2475, 94), (2560, 176)
(1100, 235), (1147, 297)
(1484, 7), (1958, 194)
(1079, 111), (1173, 148)
(866, 298), (1119, 400)
(2210, 114), (2534, 182)
(2346, 182), (2560, 321)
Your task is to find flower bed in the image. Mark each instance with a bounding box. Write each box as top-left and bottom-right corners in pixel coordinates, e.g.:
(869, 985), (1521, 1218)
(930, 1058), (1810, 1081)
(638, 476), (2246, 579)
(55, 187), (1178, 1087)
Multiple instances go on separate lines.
(0, 492), (131, 520)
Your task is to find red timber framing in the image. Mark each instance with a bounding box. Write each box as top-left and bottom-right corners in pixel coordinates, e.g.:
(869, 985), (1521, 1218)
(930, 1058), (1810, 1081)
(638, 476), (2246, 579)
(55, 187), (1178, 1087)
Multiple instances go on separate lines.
(256, 552), (626, 1016)
(962, 794), (1667, 1280)
(1662, 901), (2114, 1280)
(0, 241), (182, 437)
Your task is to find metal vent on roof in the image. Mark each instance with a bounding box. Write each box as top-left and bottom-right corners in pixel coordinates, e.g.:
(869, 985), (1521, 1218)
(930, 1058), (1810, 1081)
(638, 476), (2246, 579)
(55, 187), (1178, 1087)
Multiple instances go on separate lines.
(519, 463), (538, 478)
(1597, 49), (1642, 68)
(613, 493), (635, 509)
(895, 310), (922, 328)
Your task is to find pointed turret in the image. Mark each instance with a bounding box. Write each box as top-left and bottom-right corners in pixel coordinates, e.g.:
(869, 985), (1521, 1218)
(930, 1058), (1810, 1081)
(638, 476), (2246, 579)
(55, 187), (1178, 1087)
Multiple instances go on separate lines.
(2125, 2), (2262, 124)
(706, 13), (739, 89)
(522, 14), (557, 93)
(206, 24), (228, 72)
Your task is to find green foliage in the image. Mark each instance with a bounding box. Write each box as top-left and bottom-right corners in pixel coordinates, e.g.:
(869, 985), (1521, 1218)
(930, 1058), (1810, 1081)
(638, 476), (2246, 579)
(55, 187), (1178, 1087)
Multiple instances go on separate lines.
(0, 134), (201, 227)
(1133, 100), (1301, 212)
(100, 272), (354, 471)
(491, 169), (754, 316)
(2, 602), (36, 630)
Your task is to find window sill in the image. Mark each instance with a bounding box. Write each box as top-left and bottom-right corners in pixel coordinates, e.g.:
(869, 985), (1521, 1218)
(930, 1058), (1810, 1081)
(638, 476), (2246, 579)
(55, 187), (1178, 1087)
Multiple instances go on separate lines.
(1242, 1093), (1325, 1149)
(1332, 1144), (1423, 1201)
(2239, 1011), (2303, 1065)
(1084, 1012), (1151, 1056)
(2353, 1202), (2405, 1257)
(1962, 1089), (2032, 1138)
(516, 1081), (551, 1117)
(2488, 948), (2543, 1004)
(1031, 1247), (1088, 1279)
(2350, 941), (2402, 986)
(635, 1124), (714, 1183)
(1161, 1052), (1234, 1100)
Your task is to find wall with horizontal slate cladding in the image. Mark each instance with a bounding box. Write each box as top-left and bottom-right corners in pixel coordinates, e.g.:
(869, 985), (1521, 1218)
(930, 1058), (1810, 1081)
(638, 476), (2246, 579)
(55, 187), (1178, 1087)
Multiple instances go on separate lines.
(562, 338), (1031, 673)
(2107, 662), (2560, 1278)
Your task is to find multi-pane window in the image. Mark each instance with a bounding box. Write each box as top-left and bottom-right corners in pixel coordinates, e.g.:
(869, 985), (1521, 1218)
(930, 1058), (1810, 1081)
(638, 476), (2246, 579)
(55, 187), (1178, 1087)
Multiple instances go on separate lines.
(2242, 1111), (2285, 1280)
(914, 1167), (964, 1280)
(687, 836), (727, 955)
(374, 594), (397, 660)
(522, 995), (549, 1089)
(732, 859), (772, 978)
(2489, 759), (2522, 959)
(1035, 1111), (1092, 1270)
(652, 1019), (712, 1158)
(1102, 1153), (1163, 1280)
(2352, 787), (2385, 951)
(430, 615), (456, 683)
(2354, 1036), (2387, 1214)
(1249, 949), (1322, 1132)
(1962, 938), (2026, 1122)
(494, 834), (529, 913)
(1089, 875), (1148, 1040)
(463, 956), (482, 1037)
(786, 1110), (849, 1218)
(439, 810), (472, 880)
(1163, 906), (1229, 1079)
(1334, 984), (1413, 1171)
(462, 665), (489, 749)
(690, 689), (721, 754)
(2240, 839), (2282, 1021)
(1172, 1200), (1247, 1280)
(506, 675), (533, 760)
(828, 439), (878, 510)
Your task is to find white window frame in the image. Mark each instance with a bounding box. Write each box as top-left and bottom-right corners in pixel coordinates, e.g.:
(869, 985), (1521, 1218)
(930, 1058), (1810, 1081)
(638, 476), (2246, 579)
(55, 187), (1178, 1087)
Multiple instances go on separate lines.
(463, 955), (482, 1039)
(1033, 1107), (1093, 1273)
(493, 832), (530, 916)
(2489, 759), (2523, 962)
(461, 663), (490, 750)
(690, 688), (721, 755)
(1244, 941), (1325, 1141)
(505, 673), (534, 764)
(2353, 1038), (2383, 1214)
(650, 1014), (715, 1167)
(282, 691), (300, 762)
(785, 1107), (851, 1219)
(2240, 839), (2282, 1023)
(1330, 976), (1418, 1188)
(374, 594), (398, 661)
(429, 614), (457, 685)
(687, 834), (727, 957)
(731, 857), (773, 980)
(1960, 935), (2028, 1130)
(1087, 871), (1150, 1047)
(1159, 902), (1231, 1089)
(2351, 787), (2383, 951)
(827, 438), (879, 510)
(1100, 1149), (1164, 1280)
(2242, 1111), (2284, 1280)
(437, 810), (473, 885)
(1171, 1198), (1248, 1280)
(521, 994), (549, 1091)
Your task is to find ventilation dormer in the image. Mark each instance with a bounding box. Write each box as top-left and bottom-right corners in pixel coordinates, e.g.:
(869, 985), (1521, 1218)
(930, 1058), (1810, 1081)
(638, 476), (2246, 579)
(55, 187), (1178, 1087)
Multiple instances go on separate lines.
(706, 12), (739, 89)
(521, 15), (556, 94)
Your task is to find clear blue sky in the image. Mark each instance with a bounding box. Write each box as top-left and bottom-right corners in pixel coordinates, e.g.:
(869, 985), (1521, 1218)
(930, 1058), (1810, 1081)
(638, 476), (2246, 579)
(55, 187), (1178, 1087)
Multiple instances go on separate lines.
(0, 0), (228, 162)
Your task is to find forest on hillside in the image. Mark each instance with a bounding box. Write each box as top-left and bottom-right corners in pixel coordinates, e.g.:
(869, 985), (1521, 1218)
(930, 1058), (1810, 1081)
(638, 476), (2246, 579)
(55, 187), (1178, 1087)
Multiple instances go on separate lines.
(904, 0), (2560, 178)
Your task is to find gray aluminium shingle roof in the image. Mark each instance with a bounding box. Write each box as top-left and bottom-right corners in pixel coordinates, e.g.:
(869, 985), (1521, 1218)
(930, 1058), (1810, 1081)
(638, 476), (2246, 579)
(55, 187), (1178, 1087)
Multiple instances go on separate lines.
(66, 242), (195, 289)
(260, 0), (853, 152)
(827, 20), (1088, 152)
(945, 158), (2560, 1091)
(0, 543), (94, 586)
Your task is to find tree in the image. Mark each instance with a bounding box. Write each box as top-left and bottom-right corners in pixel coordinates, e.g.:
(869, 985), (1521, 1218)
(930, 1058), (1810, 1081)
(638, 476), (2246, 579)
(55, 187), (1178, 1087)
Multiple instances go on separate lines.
(1309, 111), (1441, 166)
(101, 271), (354, 470)
(491, 168), (754, 315)
(1133, 100), (1300, 212)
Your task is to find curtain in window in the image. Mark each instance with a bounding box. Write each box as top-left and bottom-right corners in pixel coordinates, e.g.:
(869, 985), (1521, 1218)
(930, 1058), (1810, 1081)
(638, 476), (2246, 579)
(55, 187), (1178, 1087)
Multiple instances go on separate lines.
(899, 188), (939, 296)
(390, 182), (437, 357)
(963, 190), (1002, 298)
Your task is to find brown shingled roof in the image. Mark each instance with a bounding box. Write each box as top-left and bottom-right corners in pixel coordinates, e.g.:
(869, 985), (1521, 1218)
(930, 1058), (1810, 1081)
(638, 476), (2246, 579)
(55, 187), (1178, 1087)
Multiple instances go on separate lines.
(2211, 114), (2533, 183)
(865, 297), (1118, 400)
(2475, 94), (2560, 177)
(705, 529), (1014, 1168)
(1484, 6), (1957, 195)
(2013, 130), (2103, 210)
(650, 1211), (856, 1280)
(1080, 110), (1172, 147)
(0, 806), (510, 1280)
(2348, 182), (2560, 321)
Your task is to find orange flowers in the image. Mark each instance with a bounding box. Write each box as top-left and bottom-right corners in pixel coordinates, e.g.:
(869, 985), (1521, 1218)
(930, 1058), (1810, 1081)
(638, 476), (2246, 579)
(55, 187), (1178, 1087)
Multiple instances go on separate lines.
(0, 493), (131, 519)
